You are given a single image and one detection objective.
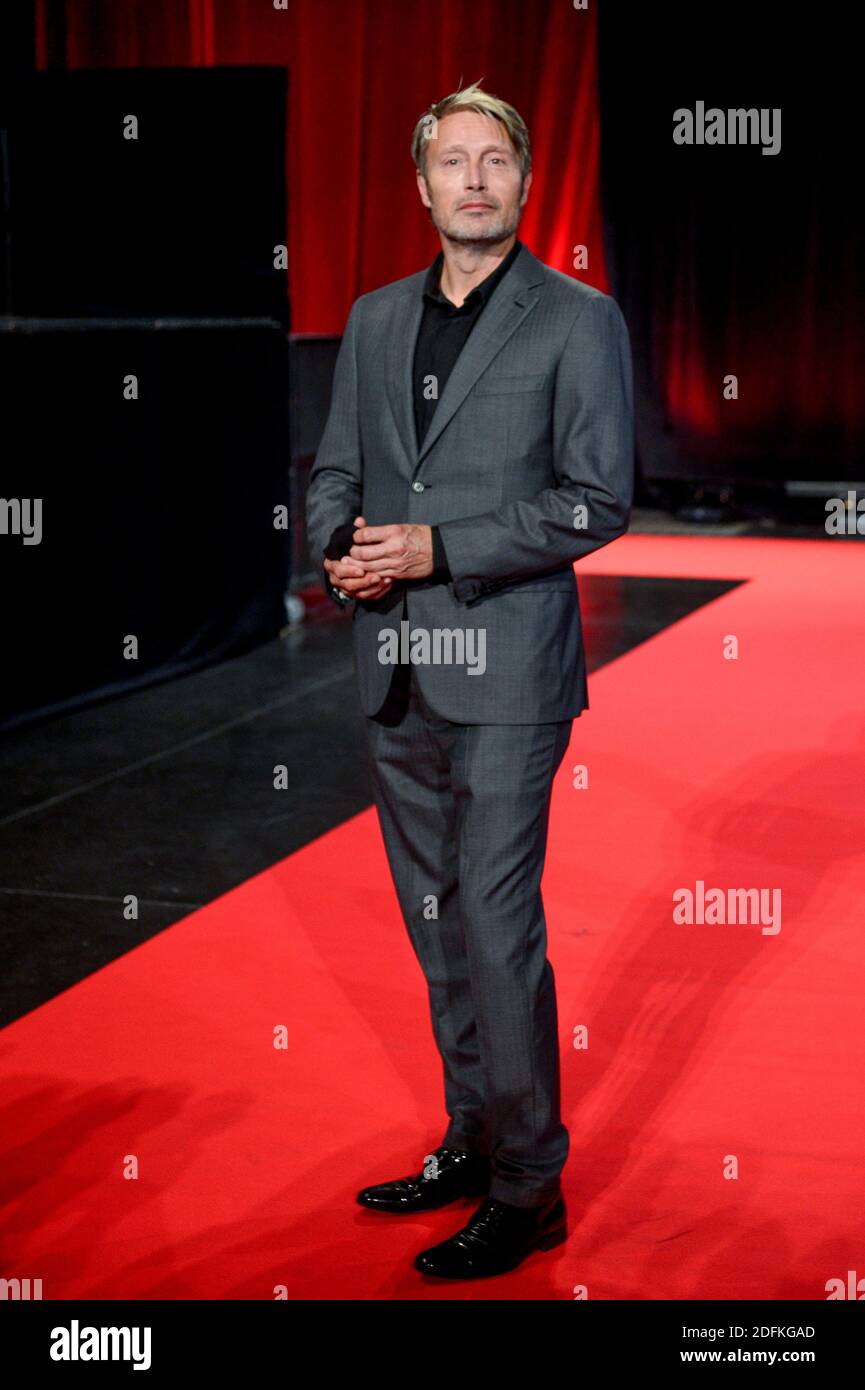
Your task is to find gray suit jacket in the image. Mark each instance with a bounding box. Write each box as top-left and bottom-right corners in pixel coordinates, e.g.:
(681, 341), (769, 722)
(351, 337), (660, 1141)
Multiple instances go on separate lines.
(306, 242), (634, 723)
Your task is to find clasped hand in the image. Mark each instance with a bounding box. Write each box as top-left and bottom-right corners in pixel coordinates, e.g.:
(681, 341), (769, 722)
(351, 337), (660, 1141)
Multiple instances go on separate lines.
(323, 516), (433, 600)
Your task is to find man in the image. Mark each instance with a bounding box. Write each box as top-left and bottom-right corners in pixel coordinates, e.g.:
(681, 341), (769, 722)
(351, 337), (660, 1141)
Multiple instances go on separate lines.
(306, 82), (633, 1279)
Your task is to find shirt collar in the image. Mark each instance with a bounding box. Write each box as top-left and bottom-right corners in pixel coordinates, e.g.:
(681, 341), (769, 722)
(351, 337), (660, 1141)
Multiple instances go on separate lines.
(422, 238), (522, 311)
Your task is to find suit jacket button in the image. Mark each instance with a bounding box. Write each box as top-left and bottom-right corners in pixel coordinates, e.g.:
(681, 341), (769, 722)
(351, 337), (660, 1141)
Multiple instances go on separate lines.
(411, 480), (425, 492)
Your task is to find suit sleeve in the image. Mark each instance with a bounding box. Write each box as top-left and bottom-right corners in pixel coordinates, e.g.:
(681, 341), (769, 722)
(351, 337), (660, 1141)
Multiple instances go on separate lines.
(435, 293), (634, 603)
(306, 298), (365, 601)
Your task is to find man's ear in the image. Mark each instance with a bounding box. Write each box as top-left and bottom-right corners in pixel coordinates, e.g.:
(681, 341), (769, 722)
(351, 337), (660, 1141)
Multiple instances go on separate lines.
(416, 169), (432, 210)
(519, 169), (533, 208)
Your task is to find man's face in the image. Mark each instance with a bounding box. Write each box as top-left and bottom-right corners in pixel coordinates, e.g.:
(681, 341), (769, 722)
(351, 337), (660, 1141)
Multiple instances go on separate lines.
(416, 109), (531, 246)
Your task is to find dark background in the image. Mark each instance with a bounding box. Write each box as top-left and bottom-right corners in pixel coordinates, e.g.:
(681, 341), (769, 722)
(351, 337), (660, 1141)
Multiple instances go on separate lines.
(598, 1), (862, 490)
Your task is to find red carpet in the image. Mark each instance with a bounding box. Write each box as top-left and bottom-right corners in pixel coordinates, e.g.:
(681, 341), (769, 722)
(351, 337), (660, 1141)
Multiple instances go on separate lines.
(3, 535), (864, 1300)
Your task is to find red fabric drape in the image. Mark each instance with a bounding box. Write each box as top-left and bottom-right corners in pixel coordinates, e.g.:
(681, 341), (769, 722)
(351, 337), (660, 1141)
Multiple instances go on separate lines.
(36, 0), (606, 333)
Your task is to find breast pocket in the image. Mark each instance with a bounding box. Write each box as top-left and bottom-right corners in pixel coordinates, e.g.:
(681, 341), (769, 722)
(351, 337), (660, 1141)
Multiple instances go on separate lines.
(474, 371), (548, 397)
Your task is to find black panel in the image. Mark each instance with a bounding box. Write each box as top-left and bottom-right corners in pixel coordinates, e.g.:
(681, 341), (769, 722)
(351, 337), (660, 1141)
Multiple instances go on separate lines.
(2, 67), (288, 321)
(1, 322), (291, 730)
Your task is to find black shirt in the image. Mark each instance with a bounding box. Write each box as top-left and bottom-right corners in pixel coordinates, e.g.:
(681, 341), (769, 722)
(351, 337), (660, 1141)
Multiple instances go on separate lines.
(413, 238), (522, 455)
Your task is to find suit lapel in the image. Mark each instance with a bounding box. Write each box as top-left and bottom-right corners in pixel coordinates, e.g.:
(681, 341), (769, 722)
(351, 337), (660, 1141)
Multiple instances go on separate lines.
(385, 243), (546, 477)
(385, 275), (426, 476)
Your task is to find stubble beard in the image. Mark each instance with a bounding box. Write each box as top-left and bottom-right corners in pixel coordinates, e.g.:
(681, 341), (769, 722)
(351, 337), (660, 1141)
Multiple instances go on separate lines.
(429, 191), (525, 249)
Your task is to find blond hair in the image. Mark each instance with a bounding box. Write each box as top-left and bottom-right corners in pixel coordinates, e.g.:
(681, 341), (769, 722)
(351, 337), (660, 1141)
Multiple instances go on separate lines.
(411, 80), (531, 181)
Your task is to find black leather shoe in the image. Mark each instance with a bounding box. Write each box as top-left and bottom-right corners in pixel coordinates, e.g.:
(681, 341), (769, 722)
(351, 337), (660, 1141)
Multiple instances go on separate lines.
(356, 1145), (490, 1213)
(414, 1193), (567, 1278)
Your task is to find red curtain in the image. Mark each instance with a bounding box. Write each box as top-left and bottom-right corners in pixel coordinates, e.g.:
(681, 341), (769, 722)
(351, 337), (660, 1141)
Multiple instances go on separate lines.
(36, 0), (606, 334)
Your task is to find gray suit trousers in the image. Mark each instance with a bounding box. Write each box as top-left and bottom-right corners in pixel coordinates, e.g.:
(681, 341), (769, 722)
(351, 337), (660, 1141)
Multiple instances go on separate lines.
(363, 661), (573, 1208)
